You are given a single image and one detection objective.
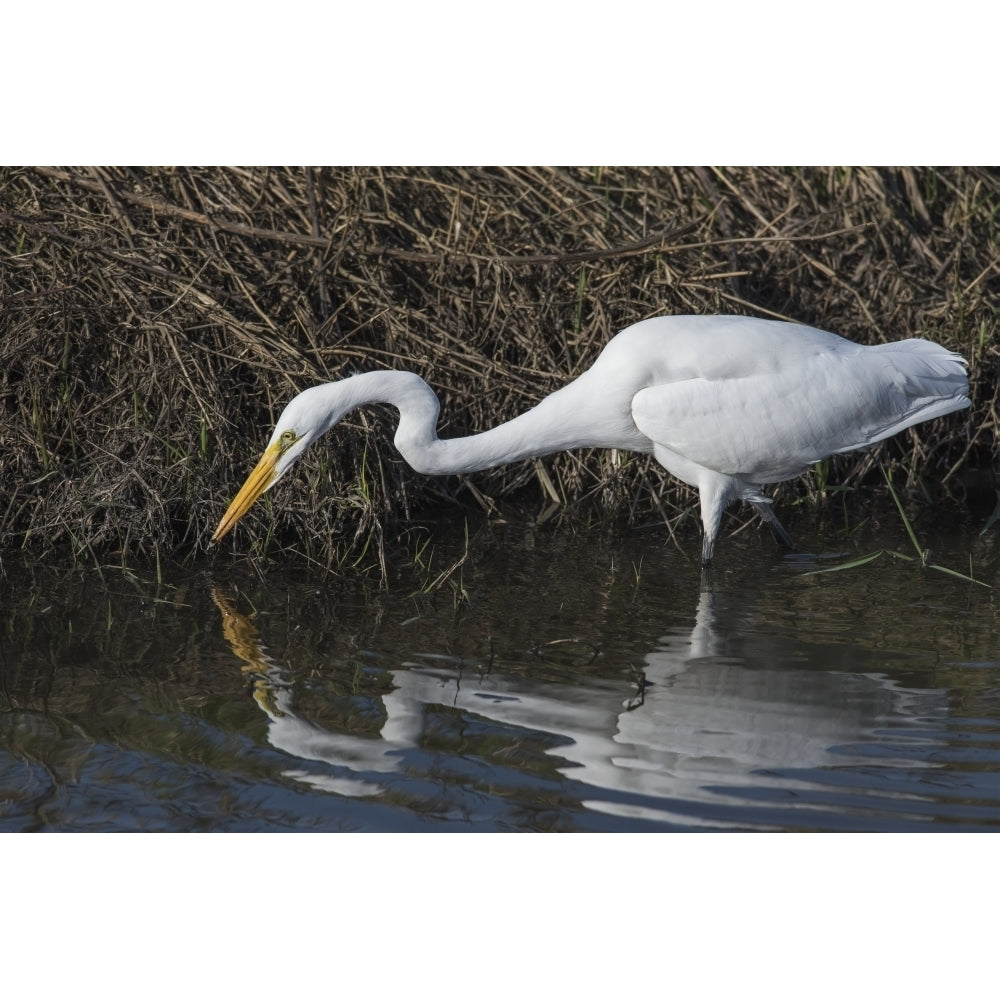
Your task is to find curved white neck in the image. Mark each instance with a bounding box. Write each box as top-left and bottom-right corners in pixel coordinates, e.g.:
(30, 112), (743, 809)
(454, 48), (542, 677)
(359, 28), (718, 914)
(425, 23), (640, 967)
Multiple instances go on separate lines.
(319, 369), (645, 477)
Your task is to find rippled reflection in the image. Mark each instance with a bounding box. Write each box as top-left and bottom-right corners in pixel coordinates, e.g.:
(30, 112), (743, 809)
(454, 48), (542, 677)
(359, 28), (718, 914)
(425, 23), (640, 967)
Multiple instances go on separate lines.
(4, 514), (998, 831)
(212, 580), (950, 830)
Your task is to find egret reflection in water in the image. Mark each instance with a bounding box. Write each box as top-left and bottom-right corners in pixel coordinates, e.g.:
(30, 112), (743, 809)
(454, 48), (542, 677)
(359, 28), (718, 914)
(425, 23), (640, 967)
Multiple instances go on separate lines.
(211, 582), (945, 830)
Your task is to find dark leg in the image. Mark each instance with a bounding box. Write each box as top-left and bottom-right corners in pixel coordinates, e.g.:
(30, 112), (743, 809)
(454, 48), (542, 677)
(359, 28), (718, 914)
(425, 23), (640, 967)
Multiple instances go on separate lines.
(748, 497), (796, 551)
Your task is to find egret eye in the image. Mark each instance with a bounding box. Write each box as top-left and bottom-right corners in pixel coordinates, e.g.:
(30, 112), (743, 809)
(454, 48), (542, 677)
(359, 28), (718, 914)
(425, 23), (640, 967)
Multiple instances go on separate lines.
(279, 429), (297, 451)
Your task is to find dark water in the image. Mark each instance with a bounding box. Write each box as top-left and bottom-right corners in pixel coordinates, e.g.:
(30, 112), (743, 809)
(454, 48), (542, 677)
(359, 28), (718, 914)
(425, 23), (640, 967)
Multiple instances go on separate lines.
(3, 511), (1000, 832)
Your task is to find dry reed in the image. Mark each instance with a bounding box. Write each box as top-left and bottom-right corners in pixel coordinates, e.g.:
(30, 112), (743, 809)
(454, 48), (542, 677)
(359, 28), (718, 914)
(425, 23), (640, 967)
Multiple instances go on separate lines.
(0, 166), (996, 574)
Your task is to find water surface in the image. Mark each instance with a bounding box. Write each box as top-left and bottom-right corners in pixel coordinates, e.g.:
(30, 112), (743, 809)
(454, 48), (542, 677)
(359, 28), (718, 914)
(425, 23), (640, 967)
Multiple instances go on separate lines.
(3, 511), (1000, 831)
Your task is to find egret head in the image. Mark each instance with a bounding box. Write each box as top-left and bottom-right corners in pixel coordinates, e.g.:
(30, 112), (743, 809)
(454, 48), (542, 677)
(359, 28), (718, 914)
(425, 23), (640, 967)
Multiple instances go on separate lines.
(211, 388), (334, 543)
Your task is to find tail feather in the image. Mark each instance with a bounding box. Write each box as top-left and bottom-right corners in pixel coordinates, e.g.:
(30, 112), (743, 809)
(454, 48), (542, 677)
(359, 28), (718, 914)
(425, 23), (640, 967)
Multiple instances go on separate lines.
(832, 339), (969, 454)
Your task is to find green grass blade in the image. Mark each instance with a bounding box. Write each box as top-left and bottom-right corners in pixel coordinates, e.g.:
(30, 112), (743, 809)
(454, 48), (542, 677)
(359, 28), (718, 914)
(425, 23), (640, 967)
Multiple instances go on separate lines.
(882, 466), (924, 559)
(926, 562), (992, 588)
(800, 550), (884, 576)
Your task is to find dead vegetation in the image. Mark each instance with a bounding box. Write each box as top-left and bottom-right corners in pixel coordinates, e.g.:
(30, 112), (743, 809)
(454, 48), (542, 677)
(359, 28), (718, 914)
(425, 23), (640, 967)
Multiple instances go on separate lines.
(0, 166), (997, 573)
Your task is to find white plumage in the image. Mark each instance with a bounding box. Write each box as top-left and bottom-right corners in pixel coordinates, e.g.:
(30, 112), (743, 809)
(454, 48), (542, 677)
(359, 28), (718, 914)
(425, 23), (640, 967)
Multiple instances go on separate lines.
(213, 315), (970, 564)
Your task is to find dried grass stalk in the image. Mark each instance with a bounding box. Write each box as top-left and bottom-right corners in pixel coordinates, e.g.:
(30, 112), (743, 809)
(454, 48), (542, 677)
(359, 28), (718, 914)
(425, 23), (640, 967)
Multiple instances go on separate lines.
(0, 166), (996, 573)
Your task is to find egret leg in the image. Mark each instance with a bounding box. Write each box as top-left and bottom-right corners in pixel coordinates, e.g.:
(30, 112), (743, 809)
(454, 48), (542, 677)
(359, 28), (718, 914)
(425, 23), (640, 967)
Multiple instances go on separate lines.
(698, 474), (736, 566)
(748, 497), (795, 551)
(700, 532), (717, 567)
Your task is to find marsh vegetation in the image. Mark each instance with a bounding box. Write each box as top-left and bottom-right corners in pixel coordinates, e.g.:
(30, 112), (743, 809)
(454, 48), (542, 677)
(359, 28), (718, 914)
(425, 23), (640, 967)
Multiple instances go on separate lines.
(1, 167), (996, 575)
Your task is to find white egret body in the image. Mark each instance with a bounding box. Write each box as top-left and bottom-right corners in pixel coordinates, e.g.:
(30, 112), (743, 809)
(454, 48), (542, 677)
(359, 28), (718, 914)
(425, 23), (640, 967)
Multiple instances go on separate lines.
(212, 315), (969, 563)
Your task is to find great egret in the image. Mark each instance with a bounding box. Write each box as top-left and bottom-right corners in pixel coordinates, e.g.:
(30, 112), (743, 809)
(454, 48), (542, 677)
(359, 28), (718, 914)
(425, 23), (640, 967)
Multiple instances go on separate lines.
(212, 314), (969, 564)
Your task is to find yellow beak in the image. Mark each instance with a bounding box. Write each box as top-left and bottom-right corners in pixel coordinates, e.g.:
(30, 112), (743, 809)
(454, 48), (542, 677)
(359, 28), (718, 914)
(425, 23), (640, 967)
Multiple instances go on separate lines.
(212, 443), (281, 543)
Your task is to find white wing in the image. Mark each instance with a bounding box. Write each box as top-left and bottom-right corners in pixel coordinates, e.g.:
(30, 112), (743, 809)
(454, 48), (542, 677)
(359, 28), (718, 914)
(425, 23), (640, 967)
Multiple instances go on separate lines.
(631, 337), (968, 483)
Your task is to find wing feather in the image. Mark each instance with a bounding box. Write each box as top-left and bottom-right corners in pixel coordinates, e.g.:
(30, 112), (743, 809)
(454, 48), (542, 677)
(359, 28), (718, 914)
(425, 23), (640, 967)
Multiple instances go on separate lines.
(631, 340), (968, 483)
